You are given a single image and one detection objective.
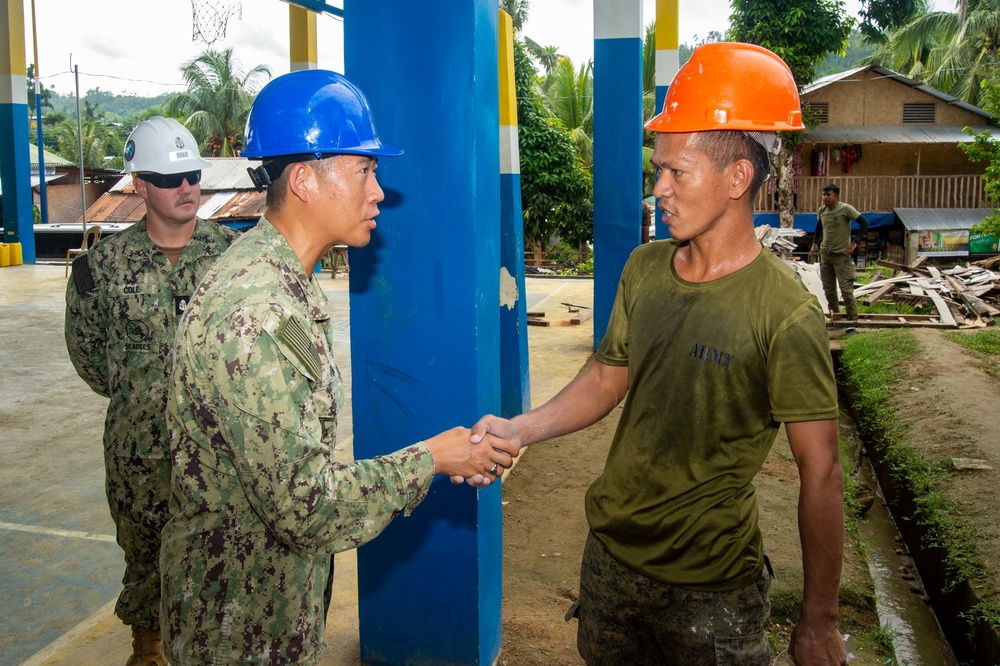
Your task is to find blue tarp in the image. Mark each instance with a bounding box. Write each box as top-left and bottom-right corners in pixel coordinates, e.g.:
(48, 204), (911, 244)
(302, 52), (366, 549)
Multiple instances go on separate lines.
(753, 212), (896, 233)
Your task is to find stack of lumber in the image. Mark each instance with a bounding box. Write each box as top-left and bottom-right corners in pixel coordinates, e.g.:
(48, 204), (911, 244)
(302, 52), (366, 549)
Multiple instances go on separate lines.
(756, 225), (804, 256)
(851, 258), (1000, 328)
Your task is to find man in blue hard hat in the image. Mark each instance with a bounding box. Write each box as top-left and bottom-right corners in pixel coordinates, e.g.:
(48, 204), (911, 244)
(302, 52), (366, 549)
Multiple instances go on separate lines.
(160, 70), (518, 665)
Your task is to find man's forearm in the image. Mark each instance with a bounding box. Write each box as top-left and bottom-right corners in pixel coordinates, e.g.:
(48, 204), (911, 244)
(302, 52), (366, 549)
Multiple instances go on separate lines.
(513, 361), (628, 447)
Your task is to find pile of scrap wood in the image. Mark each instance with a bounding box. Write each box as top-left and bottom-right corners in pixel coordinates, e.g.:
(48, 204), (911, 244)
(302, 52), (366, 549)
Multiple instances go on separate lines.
(756, 225), (805, 256)
(527, 303), (594, 327)
(850, 256), (999, 328)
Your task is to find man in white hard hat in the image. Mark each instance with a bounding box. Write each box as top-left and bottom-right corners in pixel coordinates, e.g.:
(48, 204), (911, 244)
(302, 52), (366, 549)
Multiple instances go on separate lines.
(65, 116), (237, 666)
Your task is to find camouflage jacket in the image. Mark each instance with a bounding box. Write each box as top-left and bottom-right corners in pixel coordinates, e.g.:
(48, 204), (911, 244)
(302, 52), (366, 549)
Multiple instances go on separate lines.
(162, 216), (435, 666)
(64, 218), (237, 459)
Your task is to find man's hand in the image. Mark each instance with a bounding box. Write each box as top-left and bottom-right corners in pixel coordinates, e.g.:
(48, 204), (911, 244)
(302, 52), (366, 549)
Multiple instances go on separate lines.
(845, 241), (857, 256)
(426, 426), (517, 486)
(788, 619), (847, 665)
(450, 415), (523, 486)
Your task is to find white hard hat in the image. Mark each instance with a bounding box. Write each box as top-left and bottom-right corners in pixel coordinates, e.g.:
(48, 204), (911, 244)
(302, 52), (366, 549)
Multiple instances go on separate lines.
(123, 116), (211, 174)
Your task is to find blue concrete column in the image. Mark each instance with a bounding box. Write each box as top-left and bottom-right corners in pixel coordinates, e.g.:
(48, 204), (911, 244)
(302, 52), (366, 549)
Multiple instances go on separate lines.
(653, 0), (680, 241)
(344, 2), (502, 664)
(593, 0), (643, 346)
(498, 10), (530, 419)
(1, 0), (36, 262)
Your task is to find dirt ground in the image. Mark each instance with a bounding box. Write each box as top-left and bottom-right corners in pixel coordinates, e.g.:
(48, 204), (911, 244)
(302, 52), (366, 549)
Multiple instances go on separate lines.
(497, 327), (1000, 666)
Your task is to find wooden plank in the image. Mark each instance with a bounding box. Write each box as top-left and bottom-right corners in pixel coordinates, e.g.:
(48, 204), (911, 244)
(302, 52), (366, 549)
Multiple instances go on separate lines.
(863, 282), (899, 305)
(927, 265), (942, 280)
(527, 311), (546, 318)
(927, 291), (958, 326)
(570, 308), (594, 325)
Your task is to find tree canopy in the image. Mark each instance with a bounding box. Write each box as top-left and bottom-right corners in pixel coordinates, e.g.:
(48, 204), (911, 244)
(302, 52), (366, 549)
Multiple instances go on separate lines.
(163, 47), (270, 157)
(514, 38), (593, 249)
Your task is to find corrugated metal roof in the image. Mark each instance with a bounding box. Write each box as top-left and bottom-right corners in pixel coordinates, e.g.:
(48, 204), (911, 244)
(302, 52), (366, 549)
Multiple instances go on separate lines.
(201, 157), (262, 190)
(803, 65), (995, 122)
(110, 157), (263, 193)
(805, 124), (977, 144)
(198, 190), (266, 220)
(895, 207), (994, 231)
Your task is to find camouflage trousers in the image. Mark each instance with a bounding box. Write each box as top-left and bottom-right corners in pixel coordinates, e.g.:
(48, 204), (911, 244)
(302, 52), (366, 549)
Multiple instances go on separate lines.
(575, 533), (772, 666)
(105, 454), (172, 629)
(819, 250), (858, 319)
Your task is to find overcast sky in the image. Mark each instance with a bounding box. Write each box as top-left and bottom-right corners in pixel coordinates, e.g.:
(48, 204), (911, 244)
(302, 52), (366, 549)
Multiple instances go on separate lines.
(25, 0), (956, 98)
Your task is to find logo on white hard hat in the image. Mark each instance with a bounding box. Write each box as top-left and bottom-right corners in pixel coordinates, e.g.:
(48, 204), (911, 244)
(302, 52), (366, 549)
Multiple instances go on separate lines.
(175, 136), (185, 149)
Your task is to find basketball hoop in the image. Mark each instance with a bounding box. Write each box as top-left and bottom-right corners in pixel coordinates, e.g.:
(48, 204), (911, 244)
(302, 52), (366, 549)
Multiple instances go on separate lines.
(191, 0), (242, 46)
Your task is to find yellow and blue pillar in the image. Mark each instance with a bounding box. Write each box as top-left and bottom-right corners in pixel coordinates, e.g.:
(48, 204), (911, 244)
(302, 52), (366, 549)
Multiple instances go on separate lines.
(653, 0), (680, 240)
(288, 5), (318, 71)
(1, 0), (35, 262)
(344, 1), (503, 663)
(498, 10), (530, 418)
(593, 0), (643, 346)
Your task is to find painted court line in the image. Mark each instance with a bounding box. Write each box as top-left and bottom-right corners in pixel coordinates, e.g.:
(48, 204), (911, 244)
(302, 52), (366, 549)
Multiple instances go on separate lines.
(0, 521), (115, 543)
(18, 598), (118, 666)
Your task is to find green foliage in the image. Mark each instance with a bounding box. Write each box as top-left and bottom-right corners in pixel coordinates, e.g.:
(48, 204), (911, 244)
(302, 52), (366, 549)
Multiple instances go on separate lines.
(727, 0), (855, 86)
(872, 623), (899, 658)
(51, 115), (121, 168)
(25, 64), (53, 117)
(839, 330), (987, 592)
(960, 78), (1000, 237)
(163, 48), (270, 157)
(858, 0), (927, 44)
(865, 1), (1000, 105)
(814, 31), (879, 78)
(514, 39), (594, 248)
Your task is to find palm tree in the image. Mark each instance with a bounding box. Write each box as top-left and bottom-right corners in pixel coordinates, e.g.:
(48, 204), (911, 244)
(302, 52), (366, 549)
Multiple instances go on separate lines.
(525, 37), (563, 76)
(542, 57), (594, 168)
(500, 0), (531, 33)
(163, 47), (270, 157)
(52, 117), (120, 168)
(867, 0), (1000, 104)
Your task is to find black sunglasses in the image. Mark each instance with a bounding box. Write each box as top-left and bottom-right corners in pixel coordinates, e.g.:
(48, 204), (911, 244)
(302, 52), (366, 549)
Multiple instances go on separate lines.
(135, 170), (202, 189)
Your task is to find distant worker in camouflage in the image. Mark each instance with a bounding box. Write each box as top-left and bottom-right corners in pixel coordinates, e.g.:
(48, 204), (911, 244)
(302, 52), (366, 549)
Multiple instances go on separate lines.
(64, 116), (237, 666)
(161, 69), (518, 665)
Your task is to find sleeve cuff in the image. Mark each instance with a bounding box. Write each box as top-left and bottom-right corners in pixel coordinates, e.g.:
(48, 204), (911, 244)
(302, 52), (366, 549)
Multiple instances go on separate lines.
(388, 442), (436, 516)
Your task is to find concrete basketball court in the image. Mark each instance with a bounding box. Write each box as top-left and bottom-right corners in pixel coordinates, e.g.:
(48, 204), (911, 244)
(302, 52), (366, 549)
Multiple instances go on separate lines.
(0, 262), (595, 666)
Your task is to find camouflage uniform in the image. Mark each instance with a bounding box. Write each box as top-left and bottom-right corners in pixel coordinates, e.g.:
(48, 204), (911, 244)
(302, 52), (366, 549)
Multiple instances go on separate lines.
(64, 218), (237, 630)
(163, 216), (435, 666)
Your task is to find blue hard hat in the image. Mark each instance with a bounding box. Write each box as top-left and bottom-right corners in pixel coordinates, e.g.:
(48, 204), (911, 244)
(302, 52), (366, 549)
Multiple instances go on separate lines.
(241, 69), (402, 160)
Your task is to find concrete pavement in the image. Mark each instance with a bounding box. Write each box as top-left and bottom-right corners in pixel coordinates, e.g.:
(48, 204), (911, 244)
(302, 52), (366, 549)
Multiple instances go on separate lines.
(0, 263), (595, 666)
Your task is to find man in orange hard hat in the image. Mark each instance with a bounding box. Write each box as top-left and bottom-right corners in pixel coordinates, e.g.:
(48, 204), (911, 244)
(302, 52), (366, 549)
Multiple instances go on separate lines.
(473, 43), (846, 665)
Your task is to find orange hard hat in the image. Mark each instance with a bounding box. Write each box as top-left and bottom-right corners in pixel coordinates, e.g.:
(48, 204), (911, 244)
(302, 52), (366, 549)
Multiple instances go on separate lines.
(645, 42), (804, 133)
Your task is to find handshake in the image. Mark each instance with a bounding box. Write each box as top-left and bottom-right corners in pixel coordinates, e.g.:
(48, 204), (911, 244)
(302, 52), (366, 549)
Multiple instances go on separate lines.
(422, 415), (522, 488)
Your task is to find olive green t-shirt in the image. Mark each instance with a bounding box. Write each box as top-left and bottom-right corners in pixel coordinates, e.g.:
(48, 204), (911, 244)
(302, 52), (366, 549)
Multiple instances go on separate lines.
(589, 240), (838, 591)
(817, 201), (861, 253)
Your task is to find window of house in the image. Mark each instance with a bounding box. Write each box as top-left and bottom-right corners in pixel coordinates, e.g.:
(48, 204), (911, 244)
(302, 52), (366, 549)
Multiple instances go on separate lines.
(903, 102), (936, 123)
(807, 102), (829, 123)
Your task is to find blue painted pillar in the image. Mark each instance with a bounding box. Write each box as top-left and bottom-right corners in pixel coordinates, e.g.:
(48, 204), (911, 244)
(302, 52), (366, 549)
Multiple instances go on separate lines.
(653, 0), (680, 241)
(498, 10), (530, 418)
(593, 0), (643, 347)
(344, 2), (502, 664)
(1, 0), (36, 262)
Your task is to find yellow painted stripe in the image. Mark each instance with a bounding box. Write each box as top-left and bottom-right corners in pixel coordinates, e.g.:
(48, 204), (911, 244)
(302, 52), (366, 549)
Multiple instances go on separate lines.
(498, 10), (517, 128)
(289, 5), (318, 71)
(655, 0), (679, 51)
(2, 0), (27, 77)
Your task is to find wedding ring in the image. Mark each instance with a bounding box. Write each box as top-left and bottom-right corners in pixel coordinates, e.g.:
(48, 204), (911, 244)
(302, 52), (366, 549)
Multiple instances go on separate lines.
(490, 463), (499, 475)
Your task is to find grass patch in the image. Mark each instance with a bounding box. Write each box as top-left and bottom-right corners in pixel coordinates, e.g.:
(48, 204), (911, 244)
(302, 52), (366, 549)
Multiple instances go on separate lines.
(945, 329), (1000, 379)
(839, 330), (986, 593)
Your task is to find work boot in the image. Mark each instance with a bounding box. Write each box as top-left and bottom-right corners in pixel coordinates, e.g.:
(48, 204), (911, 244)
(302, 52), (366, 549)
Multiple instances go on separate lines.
(125, 626), (167, 666)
